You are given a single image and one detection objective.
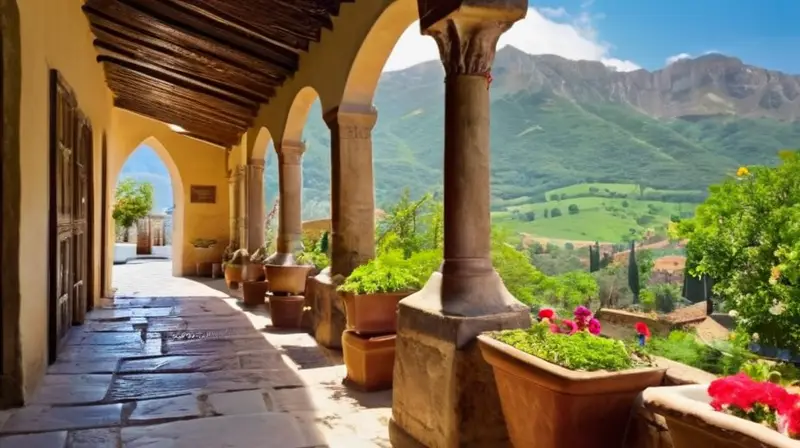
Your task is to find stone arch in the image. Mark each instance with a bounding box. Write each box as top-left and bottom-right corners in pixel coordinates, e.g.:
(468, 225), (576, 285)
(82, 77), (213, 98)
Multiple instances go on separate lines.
(0, 0), (22, 407)
(339, 0), (419, 107)
(249, 126), (273, 162)
(109, 136), (186, 277)
(281, 86), (320, 146)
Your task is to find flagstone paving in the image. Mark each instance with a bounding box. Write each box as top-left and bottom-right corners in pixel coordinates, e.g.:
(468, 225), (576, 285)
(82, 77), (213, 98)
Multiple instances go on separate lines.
(0, 262), (392, 447)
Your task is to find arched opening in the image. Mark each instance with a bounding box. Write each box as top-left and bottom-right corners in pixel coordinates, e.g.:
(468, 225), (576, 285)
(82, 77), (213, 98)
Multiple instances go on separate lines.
(108, 136), (185, 288)
(281, 87), (329, 221)
(0, 0), (22, 407)
(337, 1), (439, 206)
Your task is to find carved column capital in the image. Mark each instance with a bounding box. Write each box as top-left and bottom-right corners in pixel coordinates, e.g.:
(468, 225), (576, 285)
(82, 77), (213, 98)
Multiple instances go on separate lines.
(276, 140), (306, 165)
(422, 5), (527, 77)
(246, 158), (265, 173)
(323, 105), (378, 137)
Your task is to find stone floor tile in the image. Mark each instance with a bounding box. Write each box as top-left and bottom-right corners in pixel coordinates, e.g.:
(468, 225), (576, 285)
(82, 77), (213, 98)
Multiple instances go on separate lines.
(30, 374), (113, 405)
(87, 309), (133, 321)
(2, 404), (123, 433)
(47, 359), (120, 375)
(206, 390), (269, 416)
(81, 321), (137, 332)
(238, 351), (288, 369)
(66, 332), (144, 346)
(119, 354), (240, 374)
(164, 336), (271, 355)
(121, 413), (308, 448)
(106, 373), (207, 402)
(203, 369), (274, 392)
(0, 431), (68, 448)
(129, 395), (200, 424)
(67, 428), (120, 448)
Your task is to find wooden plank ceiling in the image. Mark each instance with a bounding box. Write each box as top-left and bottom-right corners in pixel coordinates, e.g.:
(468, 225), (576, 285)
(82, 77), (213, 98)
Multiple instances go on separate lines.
(83, 0), (351, 147)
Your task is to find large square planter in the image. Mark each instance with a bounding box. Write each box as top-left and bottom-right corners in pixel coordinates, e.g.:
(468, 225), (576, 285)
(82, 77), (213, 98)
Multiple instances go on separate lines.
(265, 264), (312, 294)
(643, 384), (800, 448)
(477, 335), (666, 448)
(341, 291), (412, 335)
(342, 330), (396, 392)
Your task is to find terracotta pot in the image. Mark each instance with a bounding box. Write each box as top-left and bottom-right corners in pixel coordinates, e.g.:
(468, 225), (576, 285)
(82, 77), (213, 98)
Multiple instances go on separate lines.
(341, 291), (412, 335)
(477, 335), (666, 448)
(193, 246), (215, 263)
(643, 384), (799, 448)
(269, 295), (305, 328)
(342, 330), (396, 392)
(224, 264), (243, 288)
(264, 264), (312, 294)
(241, 281), (269, 306)
(246, 263), (264, 282)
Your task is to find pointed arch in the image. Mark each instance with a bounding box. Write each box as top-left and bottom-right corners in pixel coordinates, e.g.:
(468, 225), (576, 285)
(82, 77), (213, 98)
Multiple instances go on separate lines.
(340, 0), (419, 107)
(282, 86), (320, 146)
(109, 136), (185, 277)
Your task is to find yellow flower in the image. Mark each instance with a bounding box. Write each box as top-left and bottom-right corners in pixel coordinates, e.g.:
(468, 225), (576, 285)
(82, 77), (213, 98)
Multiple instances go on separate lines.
(769, 266), (781, 285)
(736, 166), (750, 177)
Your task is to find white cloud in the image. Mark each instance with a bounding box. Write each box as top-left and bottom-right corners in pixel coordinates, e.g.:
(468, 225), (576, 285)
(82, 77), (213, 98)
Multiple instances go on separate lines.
(383, 6), (640, 72)
(666, 53), (692, 65)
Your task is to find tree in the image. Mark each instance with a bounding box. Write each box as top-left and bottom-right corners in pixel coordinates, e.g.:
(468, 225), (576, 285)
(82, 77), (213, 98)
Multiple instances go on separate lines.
(550, 208), (562, 218)
(112, 179), (154, 240)
(568, 204), (580, 215)
(628, 240), (640, 304)
(544, 208), (550, 218)
(549, 194), (559, 201)
(524, 211), (536, 222)
(675, 152), (800, 352)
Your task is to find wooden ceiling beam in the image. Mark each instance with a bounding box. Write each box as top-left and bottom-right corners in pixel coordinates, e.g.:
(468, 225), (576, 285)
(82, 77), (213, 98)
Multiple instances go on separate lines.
(115, 98), (238, 147)
(91, 25), (277, 101)
(96, 50), (259, 109)
(84, 10), (287, 82)
(83, 1), (296, 77)
(108, 82), (251, 129)
(102, 62), (257, 120)
(116, 0), (300, 67)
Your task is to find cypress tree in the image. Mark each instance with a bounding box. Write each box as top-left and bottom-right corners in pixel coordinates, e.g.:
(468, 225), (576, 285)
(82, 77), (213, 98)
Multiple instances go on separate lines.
(628, 240), (640, 304)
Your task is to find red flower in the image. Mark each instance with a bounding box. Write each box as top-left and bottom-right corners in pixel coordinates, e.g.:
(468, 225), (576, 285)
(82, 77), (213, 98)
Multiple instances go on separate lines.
(538, 308), (555, 320)
(635, 322), (651, 339)
(560, 319), (578, 335)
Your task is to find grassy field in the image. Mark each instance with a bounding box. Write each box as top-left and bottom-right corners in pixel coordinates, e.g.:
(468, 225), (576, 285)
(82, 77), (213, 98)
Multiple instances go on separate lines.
(492, 183), (701, 242)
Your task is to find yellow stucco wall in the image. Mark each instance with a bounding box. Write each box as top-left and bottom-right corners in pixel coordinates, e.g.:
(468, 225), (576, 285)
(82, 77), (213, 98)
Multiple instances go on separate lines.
(107, 109), (231, 278)
(17, 0), (113, 398)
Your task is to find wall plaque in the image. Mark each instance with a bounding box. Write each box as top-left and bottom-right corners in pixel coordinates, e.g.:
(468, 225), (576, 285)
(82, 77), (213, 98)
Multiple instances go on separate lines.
(190, 185), (217, 204)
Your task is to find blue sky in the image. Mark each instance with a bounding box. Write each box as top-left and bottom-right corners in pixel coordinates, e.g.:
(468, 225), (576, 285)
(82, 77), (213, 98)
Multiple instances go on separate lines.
(579, 0), (800, 73)
(386, 0), (800, 74)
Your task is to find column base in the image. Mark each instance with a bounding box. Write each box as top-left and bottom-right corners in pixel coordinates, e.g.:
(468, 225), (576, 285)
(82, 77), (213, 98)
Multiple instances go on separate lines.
(307, 269), (346, 349)
(390, 272), (531, 448)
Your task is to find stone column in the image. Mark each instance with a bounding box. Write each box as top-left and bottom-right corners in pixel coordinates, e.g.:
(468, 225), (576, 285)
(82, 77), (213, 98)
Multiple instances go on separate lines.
(390, 3), (532, 448)
(245, 159), (266, 252)
(227, 169), (240, 246)
(323, 106), (377, 276)
(267, 141), (305, 265)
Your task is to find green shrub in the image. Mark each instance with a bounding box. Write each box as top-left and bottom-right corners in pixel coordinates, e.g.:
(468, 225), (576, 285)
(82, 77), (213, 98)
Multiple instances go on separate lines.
(494, 323), (649, 372)
(675, 152), (800, 353)
(337, 251), (422, 295)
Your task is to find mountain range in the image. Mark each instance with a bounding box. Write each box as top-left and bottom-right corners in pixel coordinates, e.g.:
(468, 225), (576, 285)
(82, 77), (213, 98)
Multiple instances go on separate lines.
(121, 46), (800, 219)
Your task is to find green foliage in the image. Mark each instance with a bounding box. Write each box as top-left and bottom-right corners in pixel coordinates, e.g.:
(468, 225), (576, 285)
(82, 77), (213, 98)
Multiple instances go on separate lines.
(377, 189), (442, 257)
(494, 323), (649, 372)
(337, 251), (424, 295)
(534, 271), (599, 311)
(550, 208), (563, 218)
(595, 263), (634, 308)
(568, 204), (580, 215)
(112, 178), (154, 229)
(649, 283), (682, 313)
(675, 152), (800, 353)
(628, 241), (640, 303)
(297, 231), (330, 270)
(491, 230), (548, 306)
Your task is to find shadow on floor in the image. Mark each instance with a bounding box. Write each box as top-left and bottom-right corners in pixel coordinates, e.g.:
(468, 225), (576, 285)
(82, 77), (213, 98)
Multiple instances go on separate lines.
(0, 293), (389, 447)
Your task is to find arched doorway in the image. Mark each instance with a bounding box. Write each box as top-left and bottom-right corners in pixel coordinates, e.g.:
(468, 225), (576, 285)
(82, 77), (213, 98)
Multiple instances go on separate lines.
(109, 136), (185, 289)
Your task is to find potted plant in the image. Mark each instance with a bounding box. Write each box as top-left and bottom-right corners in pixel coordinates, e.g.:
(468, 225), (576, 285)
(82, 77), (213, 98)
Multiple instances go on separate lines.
(191, 238), (217, 261)
(222, 246), (248, 289)
(247, 246), (268, 282)
(337, 251), (423, 335)
(477, 307), (666, 448)
(643, 374), (800, 447)
(297, 231), (330, 276)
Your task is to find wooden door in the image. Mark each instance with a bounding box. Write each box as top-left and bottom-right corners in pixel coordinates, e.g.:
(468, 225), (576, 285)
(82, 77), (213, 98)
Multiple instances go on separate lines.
(48, 71), (88, 362)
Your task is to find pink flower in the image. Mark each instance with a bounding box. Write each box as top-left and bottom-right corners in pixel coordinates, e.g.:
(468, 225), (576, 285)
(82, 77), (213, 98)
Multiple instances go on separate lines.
(574, 306), (592, 318)
(538, 308), (555, 320)
(560, 319), (578, 335)
(588, 318), (601, 335)
(549, 323), (561, 334)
